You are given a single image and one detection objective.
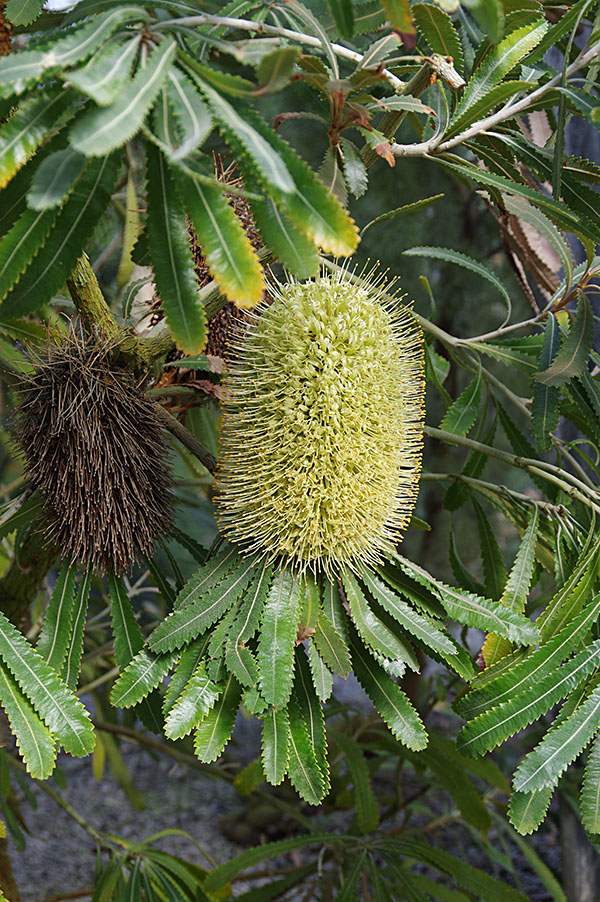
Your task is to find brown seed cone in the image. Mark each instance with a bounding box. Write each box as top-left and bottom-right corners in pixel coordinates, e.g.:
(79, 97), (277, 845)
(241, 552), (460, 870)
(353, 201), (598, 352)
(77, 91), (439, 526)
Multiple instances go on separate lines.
(15, 326), (173, 574)
(0, 0), (12, 59)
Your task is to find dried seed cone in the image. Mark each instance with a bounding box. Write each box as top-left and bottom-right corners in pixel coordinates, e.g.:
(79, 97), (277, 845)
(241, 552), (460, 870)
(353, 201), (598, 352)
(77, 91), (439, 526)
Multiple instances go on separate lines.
(15, 328), (173, 574)
(215, 271), (425, 574)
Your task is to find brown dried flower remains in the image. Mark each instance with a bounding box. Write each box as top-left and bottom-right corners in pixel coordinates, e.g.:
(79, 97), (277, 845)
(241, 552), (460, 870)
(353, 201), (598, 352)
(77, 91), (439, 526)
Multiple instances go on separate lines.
(16, 327), (173, 573)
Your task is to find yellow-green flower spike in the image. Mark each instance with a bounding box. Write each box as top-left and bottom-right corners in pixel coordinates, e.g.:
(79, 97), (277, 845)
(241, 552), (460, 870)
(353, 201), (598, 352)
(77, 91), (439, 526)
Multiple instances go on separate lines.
(215, 269), (425, 575)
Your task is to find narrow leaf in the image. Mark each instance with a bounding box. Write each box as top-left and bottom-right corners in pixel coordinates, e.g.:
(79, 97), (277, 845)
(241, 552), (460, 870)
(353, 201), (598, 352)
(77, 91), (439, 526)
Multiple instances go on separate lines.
(111, 649), (178, 709)
(335, 733), (379, 833)
(536, 293), (594, 386)
(581, 731), (600, 835)
(343, 572), (416, 665)
(313, 610), (352, 677)
(261, 706), (290, 785)
(0, 663), (56, 779)
(257, 569), (301, 708)
(0, 90), (73, 189)
(405, 246), (511, 313)
(37, 561), (78, 674)
(27, 148), (86, 211)
(509, 787), (554, 836)
(286, 692), (325, 805)
(61, 568), (91, 691)
(194, 675), (241, 763)
(531, 313), (561, 451)
(164, 661), (220, 740)
(69, 36), (141, 106)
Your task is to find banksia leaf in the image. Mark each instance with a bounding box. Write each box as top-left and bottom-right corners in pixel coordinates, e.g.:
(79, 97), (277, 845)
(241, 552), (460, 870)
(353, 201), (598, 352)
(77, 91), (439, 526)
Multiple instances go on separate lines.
(295, 648), (329, 793)
(174, 168), (264, 309)
(334, 733), (379, 834)
(216, 271), (424, 573)
(69, 37), (141, 107)
(108, 574), (144, 668)
(0, 90), (73, 189)
(162, 636), (208, 716)
(17, 329), (173, 573)
(261, 706), (290, 786)
(312, 611), (351, 678)
(343, 572), (415, 666)
(257, 569), (301, 709)
(0, 663), (56, 779)
(509, 787), (554, 836)
(194, 675), (241, 763)
(37, 560), (78, 673)
(146, 144), (206, 354)
(287, 692), (325, 805)
(581, 732), (600, 835)
(26, 147), (86, 211)
(173, 542), (240, 611)
(164, 662), (220, 740)
(61, 568), (91, 690)
(111, 649), (178, 709)
(307, 642), (333, 701)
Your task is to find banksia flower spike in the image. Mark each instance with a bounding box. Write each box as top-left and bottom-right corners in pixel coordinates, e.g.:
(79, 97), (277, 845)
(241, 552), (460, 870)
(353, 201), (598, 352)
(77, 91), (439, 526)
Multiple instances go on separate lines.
(215, 268), (425, 575)
(16, 325), (173, 574)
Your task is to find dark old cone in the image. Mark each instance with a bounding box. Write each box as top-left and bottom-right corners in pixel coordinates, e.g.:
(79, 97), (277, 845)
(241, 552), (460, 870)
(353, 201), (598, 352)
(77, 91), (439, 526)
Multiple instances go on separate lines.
(15, 326), (173, 574)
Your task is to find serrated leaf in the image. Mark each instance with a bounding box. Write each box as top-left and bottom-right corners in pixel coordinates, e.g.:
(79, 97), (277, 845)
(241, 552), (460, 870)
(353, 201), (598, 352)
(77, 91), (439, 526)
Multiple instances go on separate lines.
(335, 733), (379, 833)
(308, 642), (333, 701)
(1, 153), (121, 316)
(110, 648), (178, 709)
(483, 507), (538, 667)
(339, 137), (367, 198)
(261, 705), (290, 785)
(61, 569), (91, 691)
(394, 554), (539, 645)
(36, 560), (78, 673)
(174, 167), (264, 309)
(173, 543), (240, 611)
(456, 22), (547, 115)
(164, 661), (220, 740)
(148, 557), (257, 654)
(0, 8), (144, 90)
(5, 0), (43, 26)
(26, 147), (86, 211)
(445, 80), (531, 140)
(295, 647), (328, 791)
(322, 577), (349, 640)
(69, 36), (141, 106)
(299, 574), (321, 629)
(286, 691), (325, 805)
(194, 675), (241, 763)
(0, 610), (94, 756)
(381, 0), (415, 32)
(327, 0), (354, 38)
(107, 573), (143, 668)
(473, 499), (507, 600)
(257, 569), (301, 709)
(358, 32), (400, 69)
(145, 144), (206, 354)
(439, 365), (483, 437)
(361, 571), (456, 656)
(413, 3), (463, 72)
(318, 147), (347, 207)
(0, 90), (73, 190)
(361, 195), (443, 236)
(313, 610), (352, 677)
(349, 628), (427, 750)
(459, 640), (600, 757)
(70, 38), (176, 156)
(162, 636), (208, 716)
(343, 572), (415, 665)
(504, 194), (573, 297)
(228, 104), (359, 256)
(405, 245), (511, 313)
(0, 663), (56, 779)
(536, 293), (594, 386)
(581, 731), (600, 835)
(165, 67), (213, 161)
(508, 787), (554, 836)
(225, 560), (272, 684)
(256, 46), (300, 94)
(418, 746), (491, 832)
(514, 685), (600, 793)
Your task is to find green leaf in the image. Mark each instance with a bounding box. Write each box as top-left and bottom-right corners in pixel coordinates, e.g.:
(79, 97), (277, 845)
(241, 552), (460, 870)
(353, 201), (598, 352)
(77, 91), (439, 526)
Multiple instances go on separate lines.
(413, 3), (463, 71)
(107, 573), (143, 669)
(225, 560), (272, 683)
(308, 641), (333, 701)
(5, 0), (43, 26)
(0, 8), (144, 89)
(226, 103), (359, 256)
(418, 746), (491, 832)
(71, 37), (176, 156)
(343, 572), (416, 665)
(394, 554), (539, 645)
(0, 610), (94, 756)
(508, 786), (554, 836)
(299, 575), (321, 629)
(335, 733), (379, 833)
(164, 661), (220, 740)
(456, 21), (547, 115)
(164, 67), (213, 161)
(380, 0), (415, 33)
(360, 571), (456, 656)
(194, 675), (241, 763)
(536, 294), (594, 386)
(0, 89), (73, 189)
(358, 33), (400, 70)
(339, 137), (367, 199)
(295, 647), (328, 791)
(443, 419), (495, 512)
(0, 663), (56, 779)
(1, 153), (121, 317)
(286, 692), (325, 805)
(69, 36), (141, 107)
(361, 195), (444, 236)
(261, 705), (290, 786)
(327, 0), (354, 38)
(145, 144), (206, 354)
(581, 731), (600, 835)
(110, 649), (178, 709)
(26, 147), (86, 211)
(531, 314), (561, 451)
(322, 577), (349, 640)
(514, 684), (600, 793)
(473, 499), (507, 600)
(0, 204), (58, 298)
(257, 569), (301, 709)
(445, 80), (531, 140)
(172, 543), (240, 611)
(504, 195), (573, 296)
(405, 246), (511, 314)
(174, 167), (264, 309)
(349, 628), (427, 751)
(148, 557), (257, 654)
(439, 365), (484, 437)
(162, 636), (208, 715)
(313, 610), (352, 677)
(61, 568), (91, 691)
(459, 640), (600, 757)
(483, 506), (538, 667)
(36, 561), (78, 673)
(256, 46), (301, 94)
